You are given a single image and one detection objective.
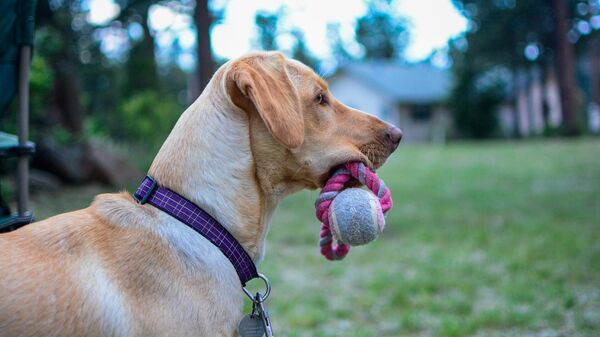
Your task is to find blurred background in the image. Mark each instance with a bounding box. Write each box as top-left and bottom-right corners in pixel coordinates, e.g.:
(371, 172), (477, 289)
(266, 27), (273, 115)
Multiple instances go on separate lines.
(1, 0), (599, 336)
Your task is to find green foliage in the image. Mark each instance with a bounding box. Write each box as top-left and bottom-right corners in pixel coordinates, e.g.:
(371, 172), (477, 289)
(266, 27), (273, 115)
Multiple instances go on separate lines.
(451, 0), (555, 68)
(29, 56), (53, 98)
(446, 1), (554, 139)
(355, 0), (409, 60)
(33, 26), (64, 59)
(253, 10), (320, 70)
(86, 90), (181, 148)
(117, 90), (181, 146)
(452, 0), (597, 67)
(290, 29), (320, 71)
(448, 66), (505, 138)
(255, 11), (280, 51)
(449, 0), (599, 137)
(49, 125), (81, 146)
(28, 55), (53, 130)
(123, 1), (159, 96)
(0, 54), (52, 136)
(327, 23), (355, 63)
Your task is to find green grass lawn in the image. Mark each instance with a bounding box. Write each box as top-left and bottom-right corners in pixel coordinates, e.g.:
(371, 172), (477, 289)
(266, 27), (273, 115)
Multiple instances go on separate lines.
(29, 139), (600, 337)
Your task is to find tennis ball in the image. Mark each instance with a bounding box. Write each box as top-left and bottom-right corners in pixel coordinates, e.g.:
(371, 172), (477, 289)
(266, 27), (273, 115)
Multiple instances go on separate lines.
(328, 188), (385, 246)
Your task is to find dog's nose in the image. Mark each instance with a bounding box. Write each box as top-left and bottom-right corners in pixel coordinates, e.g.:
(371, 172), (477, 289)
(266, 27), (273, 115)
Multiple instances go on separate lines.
(386, 126), (402, 150)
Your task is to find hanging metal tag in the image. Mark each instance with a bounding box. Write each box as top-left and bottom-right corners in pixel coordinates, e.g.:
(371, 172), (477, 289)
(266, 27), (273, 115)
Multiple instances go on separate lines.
(238, 313), (264, 337)
(239, 273), (274, 337)
(254, 293), (274, 337)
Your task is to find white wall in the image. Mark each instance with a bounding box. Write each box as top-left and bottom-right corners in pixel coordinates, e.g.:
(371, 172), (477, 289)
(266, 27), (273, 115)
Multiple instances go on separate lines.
(329, 75), (401, 127)
(396, 104), (449, 143)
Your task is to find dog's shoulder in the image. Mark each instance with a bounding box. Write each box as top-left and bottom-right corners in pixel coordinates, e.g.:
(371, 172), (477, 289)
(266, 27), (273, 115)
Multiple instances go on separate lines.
(90, 192), (160, 230)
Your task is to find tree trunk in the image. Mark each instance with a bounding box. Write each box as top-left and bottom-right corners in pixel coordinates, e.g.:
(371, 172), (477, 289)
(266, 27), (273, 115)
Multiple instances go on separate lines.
(35, 0), (85, 135)
(551, 0), (580, 135)
(510, 67), (521, 138)
(194, 0), (215, 99)
(51, 65), (84, 134)
(125, 2), (158, 95)
(590, 37), (600, 108)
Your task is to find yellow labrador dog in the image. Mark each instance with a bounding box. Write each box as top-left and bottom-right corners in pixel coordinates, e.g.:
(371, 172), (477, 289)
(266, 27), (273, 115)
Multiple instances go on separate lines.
(0, 52), (401, 337)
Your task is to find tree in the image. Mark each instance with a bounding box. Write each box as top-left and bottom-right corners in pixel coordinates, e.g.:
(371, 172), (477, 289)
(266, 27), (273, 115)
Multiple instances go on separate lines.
(255, 11), (280, 51)
(451, 0), (593, 136)
(194, 0), (215, 96)
(290, 29), (319, 71)
(581, 1), (600, 122)
(551, 0), (581, 135)
(119, 0), (159, 96)
(355, 0), (409, 60)
(448, 51), (505, 138)
(253, 10), (320, 70)
(35, 0), (87, 135)
(327, 23), (355, 63)
(591, 38), (600, 111)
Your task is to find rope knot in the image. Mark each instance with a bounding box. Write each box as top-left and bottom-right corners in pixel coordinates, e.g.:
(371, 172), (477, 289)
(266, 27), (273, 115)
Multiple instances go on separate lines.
(315, 162), (392, 260)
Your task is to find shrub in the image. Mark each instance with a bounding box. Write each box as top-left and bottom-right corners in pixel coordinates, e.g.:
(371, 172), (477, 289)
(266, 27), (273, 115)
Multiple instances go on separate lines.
(87, 90), (181, 147)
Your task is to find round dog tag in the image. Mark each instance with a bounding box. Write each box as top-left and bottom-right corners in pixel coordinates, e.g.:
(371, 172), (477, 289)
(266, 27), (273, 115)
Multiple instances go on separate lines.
(238, 314), (264, 337)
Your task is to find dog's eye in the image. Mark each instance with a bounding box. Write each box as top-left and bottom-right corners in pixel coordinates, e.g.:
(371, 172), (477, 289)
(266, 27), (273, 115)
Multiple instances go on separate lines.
(316, 93), (328, 106)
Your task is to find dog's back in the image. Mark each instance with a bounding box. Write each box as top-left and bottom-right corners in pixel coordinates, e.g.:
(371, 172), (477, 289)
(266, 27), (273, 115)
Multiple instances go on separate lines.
(0, 192), (243, 337)
(0, 206), (129, 336)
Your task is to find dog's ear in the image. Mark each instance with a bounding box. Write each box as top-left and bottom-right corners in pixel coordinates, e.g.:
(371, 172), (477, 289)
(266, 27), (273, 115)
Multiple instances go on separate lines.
(226, 53), (304, 149)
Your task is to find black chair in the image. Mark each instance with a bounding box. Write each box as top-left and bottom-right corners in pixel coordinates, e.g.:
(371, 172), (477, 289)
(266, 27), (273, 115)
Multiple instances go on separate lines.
(0, 0), (38, 232)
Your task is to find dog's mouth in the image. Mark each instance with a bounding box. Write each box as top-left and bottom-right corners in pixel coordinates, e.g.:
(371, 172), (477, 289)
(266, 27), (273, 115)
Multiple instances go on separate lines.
(317, 143), (391, 187)
(359, 142), (390, 170)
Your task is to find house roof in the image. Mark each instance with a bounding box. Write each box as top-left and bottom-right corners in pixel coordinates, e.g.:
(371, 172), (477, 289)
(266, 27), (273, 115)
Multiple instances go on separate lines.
(330, 61), (452, 104)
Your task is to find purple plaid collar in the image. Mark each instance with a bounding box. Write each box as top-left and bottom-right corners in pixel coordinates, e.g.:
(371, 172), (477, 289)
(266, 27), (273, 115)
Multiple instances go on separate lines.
(133, 176), (258, 286)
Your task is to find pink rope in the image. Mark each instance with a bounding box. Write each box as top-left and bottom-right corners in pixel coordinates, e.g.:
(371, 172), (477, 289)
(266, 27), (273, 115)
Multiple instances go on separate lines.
(315, 162), (392, 260)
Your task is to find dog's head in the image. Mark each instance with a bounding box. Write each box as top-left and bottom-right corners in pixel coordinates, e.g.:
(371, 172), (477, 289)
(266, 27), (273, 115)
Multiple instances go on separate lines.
(223, 52), (402, 190)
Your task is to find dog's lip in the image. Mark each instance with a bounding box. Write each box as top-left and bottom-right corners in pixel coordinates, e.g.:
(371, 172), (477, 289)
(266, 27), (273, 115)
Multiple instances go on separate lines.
(318, 156), (373, 187)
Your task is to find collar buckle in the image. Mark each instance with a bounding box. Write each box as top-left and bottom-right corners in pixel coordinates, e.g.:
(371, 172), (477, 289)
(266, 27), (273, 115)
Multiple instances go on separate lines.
(134, 176), (157, 204)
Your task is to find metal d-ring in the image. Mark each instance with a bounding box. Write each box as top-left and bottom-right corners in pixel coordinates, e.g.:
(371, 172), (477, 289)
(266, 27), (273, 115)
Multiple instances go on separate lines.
(243, 273), (271, 302)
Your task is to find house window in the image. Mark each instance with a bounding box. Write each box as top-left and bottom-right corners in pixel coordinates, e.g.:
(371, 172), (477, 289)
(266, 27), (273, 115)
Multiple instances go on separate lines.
(411, 105), (432, 122)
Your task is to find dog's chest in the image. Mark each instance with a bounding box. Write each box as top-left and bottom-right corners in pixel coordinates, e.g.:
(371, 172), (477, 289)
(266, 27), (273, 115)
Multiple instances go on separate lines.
(120, 220), (245, 336)
(126, 289), (243, 337)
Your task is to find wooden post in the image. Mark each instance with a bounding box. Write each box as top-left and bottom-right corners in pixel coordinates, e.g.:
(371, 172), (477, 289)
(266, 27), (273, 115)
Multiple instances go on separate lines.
(17, 45), (30, 216)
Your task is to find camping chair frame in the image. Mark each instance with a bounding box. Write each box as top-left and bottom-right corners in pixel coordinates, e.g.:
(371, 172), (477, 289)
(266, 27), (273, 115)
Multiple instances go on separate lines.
(0, 44), (35, 232)
(0, 0), (37, 232)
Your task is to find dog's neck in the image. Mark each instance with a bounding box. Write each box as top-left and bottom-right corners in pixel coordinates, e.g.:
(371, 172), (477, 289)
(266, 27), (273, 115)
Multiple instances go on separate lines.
(148, 79), (290, 263)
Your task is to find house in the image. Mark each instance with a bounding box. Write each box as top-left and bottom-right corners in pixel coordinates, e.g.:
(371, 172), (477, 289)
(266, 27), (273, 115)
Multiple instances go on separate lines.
(328, 61), (452, 143)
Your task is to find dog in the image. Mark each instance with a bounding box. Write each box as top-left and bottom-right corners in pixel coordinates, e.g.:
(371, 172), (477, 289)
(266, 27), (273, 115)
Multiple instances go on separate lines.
(0, 52), (401, 337)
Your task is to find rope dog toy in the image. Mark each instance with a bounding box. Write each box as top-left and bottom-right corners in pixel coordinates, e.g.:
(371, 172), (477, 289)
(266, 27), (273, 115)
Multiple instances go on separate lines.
(315, 162), (392, 260)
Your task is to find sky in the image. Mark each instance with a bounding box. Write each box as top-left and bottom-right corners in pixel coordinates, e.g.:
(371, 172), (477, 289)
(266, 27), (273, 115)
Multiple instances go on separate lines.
(211, 0), (467, 61)
(87, 0), (468, 69)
